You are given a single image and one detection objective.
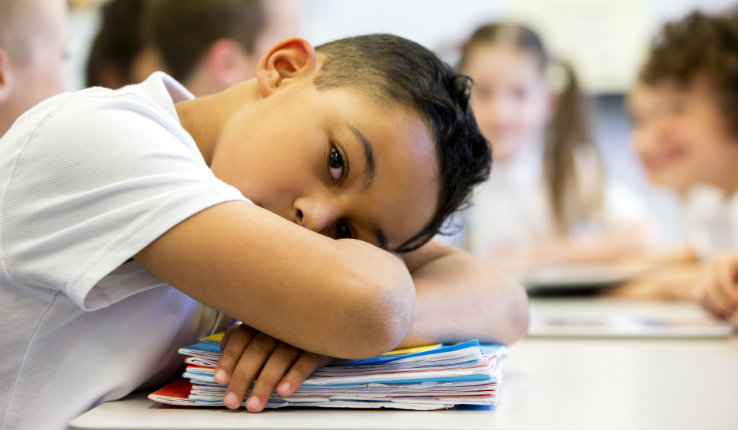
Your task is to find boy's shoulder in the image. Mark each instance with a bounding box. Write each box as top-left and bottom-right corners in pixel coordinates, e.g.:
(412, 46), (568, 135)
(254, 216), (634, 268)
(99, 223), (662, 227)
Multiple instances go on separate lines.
(4, 73), (189, 145)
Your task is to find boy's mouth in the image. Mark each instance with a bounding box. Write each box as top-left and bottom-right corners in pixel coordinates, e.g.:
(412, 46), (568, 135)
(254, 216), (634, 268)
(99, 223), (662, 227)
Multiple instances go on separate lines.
(643, 146), (685, 172)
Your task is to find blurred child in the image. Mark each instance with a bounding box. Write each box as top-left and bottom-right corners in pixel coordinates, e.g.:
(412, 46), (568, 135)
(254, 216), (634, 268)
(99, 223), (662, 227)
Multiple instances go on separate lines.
(0, 34), (528, 429)
(612, 8), (738, 307)
(455, 23), (652, 269)
(85, 0), (155, 88)
(144, 0), (298, 96)
(0, 0), (70, 136)
(86, 0), (299, 95)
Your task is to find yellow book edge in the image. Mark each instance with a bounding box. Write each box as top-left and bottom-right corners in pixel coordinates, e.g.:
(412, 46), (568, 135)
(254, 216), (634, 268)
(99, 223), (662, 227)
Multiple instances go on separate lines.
(200, 332), (441, 356)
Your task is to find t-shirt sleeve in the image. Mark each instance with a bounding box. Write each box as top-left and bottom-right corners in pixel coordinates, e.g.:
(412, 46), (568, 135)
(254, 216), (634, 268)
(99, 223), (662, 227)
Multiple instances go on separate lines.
(1, 92), (248, 310)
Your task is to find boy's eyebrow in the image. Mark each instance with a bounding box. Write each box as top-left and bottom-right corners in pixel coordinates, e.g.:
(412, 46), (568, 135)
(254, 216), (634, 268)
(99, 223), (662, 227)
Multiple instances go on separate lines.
(347, 124), (385, 249)
(348, 125), (375, 188)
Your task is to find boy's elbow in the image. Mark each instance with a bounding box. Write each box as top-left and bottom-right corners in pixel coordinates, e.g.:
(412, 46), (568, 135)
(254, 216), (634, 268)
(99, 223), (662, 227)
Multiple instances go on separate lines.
(501, 277), (530, 344)
(512, 283), (531, 342)
(340, 254), (415, 359)
(488, 274), (529, 345)
(366, 280), (416, 355)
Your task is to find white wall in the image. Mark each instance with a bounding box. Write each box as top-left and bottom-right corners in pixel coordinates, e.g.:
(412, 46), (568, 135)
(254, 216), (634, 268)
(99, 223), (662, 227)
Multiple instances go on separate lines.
(70, 0), (736, 93)
(296, 0), (736, 94)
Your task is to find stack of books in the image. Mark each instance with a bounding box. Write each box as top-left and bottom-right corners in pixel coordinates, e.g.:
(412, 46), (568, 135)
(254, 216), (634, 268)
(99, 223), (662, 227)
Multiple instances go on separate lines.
(149, 335), (507, 410)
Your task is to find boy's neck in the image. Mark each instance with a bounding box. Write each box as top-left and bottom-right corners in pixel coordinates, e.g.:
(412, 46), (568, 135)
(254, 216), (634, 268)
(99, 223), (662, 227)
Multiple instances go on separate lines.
(175, 78), (261, 166)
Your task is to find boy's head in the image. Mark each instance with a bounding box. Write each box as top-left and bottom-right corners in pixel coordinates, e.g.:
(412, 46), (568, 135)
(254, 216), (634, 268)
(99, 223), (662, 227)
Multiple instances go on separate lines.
(313, 35), (491, 251)
(457, 23), (553, 163)
(143, 0), (298, 96)
(205, 35), (490, 253)
(627, 8), (738, 194)
(85, 0), (160, 89)
(0, 0), (70, 136)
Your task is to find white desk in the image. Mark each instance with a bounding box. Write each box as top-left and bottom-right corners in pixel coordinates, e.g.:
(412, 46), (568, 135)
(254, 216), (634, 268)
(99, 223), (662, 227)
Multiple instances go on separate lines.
(70, 298), (738, 430)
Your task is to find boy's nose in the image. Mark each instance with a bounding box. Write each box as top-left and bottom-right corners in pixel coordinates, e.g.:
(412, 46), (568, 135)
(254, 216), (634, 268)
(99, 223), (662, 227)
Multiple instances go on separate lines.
(490, 97), (514, 124)
(293, 196), (342, 234)
(652, 115), (673, 142)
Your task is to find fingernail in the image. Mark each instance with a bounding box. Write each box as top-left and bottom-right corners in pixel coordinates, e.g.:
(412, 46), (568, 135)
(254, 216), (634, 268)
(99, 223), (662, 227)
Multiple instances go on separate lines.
(215, 369), (227, 384)
(277, 382), (291, 396)
(246, 395), (260, 411)
(224, 392), (240, 409)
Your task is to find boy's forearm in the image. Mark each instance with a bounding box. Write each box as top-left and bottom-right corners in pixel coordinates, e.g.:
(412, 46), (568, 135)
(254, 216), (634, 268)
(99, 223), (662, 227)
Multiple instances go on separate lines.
(135, 202), (415, 360)
(605, 262), (702, 300)
(399, 241), (530, 347)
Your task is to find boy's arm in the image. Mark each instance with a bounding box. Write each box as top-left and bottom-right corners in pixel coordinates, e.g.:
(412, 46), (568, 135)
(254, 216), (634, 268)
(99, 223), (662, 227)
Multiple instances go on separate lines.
(603, 246), (702, 300)
(399, 240), (530, 346)
(134, 201), (415, 360)
(213, 238), (529, 412)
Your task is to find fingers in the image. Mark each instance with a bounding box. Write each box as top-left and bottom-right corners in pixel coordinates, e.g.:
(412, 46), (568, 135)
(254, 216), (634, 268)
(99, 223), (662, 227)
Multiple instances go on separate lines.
(696, 254), (738, 319)
(277, 352), (334, 397)
(223, 332), (278, 409)
(212, 325), (334, 412)
(215, 324), (255, 385)
(696, 262), (723, 317)
(219, 323), (238, 351)
(244, 343), (301, 412)
(702, 274), (730, 317)
(714, 255), (738, 311)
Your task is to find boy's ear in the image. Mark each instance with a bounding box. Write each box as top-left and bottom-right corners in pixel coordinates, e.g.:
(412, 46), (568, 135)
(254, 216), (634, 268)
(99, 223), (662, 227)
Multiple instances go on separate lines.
(0, 47), (14, 103)
(256, 38), (316, 97)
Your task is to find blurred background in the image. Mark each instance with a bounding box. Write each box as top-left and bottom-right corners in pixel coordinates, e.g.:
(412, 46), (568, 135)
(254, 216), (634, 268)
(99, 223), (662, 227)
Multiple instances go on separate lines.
(65, 0), (736, 246)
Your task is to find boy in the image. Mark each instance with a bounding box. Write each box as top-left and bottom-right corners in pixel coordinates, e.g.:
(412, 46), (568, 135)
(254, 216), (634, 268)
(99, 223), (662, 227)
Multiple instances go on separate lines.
(86, 0), (298, 96)
(145, 0), (299, 96)
(0, 0), (70, 136)
(611, 9), (737, 312)
(0, 35), (529, 429)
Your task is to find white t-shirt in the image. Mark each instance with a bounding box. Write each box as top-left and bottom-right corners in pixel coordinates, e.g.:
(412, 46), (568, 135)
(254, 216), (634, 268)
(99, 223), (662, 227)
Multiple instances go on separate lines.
(0, 72), (248, 430)
(460, 142), (650, 259)
(682, 185), (738, 259)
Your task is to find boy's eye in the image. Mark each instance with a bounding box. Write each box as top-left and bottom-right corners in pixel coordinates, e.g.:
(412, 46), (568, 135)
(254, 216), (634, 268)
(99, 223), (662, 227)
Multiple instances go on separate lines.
(335, 220), (354, 239)
(328, 146), (345, 183)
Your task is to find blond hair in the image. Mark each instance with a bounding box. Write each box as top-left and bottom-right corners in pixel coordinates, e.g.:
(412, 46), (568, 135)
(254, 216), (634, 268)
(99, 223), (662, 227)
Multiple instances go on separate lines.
(0, 0), (46, 63)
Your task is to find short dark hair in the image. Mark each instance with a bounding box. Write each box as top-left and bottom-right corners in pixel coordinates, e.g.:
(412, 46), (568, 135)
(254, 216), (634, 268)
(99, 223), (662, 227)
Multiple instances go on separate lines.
(143, 0), (265, 83)
(314, 34), (491, 253)
(640, 8), (738, 136)
(85, 0), (146, 87)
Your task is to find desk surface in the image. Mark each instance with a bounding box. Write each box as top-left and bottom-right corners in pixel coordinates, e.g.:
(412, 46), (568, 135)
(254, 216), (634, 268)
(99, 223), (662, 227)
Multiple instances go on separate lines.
(70, 298), (738, 430)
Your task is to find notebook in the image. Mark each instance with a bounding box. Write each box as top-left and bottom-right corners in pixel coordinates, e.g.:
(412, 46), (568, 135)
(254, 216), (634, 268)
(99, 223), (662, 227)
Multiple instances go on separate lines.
(149, 336), (508, 410)
(528, 313), (734, 338)
(507, 264), (648, 295)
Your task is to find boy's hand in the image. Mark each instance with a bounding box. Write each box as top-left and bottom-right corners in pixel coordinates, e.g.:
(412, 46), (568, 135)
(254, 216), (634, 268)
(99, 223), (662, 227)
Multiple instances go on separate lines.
(694, 252), (738, 320)
(214, 323), (334, 412)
